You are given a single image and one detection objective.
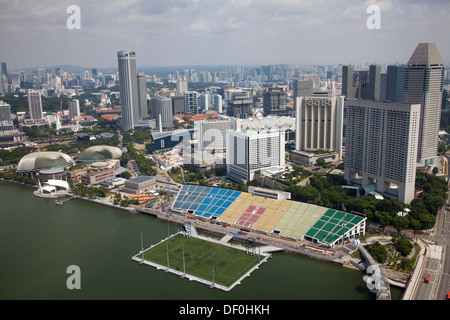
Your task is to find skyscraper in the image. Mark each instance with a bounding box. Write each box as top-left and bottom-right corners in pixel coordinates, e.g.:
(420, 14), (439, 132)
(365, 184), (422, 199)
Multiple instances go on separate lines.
(0, 100), (12, 122)
(403, 42), (445, 164)
(212, 94), (223, 113)
(295, 95), (344, 159)
(293, 79), (314, 99)
(386, 65), (406, 102)
(184, 91), (199, 114)
(344, 99), (420, 204)
(117, 50), (139, 131)
(263, 87), (288, 116)
(1, 62), (7, 78)
(68, 99), (80, 119)
(137, 72), (148, 119)
(226, 128), (285, 183)
(341, 65), (381, 100)
(151, 97), (173, 130)
(27, 90), (43, 120)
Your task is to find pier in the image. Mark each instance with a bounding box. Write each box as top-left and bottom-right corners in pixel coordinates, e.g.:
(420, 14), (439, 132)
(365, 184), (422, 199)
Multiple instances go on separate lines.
(55, 195), (77, 205)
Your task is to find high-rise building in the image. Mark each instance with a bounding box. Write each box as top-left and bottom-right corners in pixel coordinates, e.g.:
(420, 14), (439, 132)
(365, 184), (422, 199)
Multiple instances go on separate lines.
(212, 94), (223, 113)
(263, 87), (288, 116)
(172, 95), (185, 115)
(184, 91), (199, 114)
(200, 93), (211, 112)
(403, 42), (445, 164)
(293, 79), (314, 99)
(0, 100), (12, 122)
(386, 65), (406, 102)
(151, 96), (173, 130)
(1, 62), (7, 77)
(342, 65), (381, 100)
(68, 99), (80, 119)
(137, 72), (148, 119)
(226, 91), (253, 119)
(177, 78), (188, 95)
(226, 128), (285, 183)
(344, 99), (420, 204)
(27, 90), (43, 120)
(295, 95), (344, 159)
(117, 50), (139, 131)
(195, 118), (232, 152)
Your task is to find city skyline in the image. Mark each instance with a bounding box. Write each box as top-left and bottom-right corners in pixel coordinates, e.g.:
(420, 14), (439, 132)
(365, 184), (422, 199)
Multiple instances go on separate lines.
(1, 0), (450, 70)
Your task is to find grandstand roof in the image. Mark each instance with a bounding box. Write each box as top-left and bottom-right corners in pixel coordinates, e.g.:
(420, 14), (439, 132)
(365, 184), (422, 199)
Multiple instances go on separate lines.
(172, 185), (366, 247)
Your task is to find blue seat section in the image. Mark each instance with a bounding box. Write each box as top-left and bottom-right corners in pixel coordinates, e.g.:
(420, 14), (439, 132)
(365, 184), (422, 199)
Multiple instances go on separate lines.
(172, 185), (241, 219)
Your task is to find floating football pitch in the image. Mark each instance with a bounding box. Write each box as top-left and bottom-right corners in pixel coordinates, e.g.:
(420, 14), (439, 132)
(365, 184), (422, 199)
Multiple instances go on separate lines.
(135, 233), (265, 289)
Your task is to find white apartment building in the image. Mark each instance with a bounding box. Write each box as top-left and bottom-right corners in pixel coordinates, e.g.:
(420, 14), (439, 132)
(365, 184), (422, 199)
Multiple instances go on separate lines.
(226, 128), (285, 183)
(195, 118), (232, 153)
(344, 99), (420, 204)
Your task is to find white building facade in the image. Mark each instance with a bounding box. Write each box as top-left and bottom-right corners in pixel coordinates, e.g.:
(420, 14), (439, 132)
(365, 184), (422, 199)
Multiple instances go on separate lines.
(344, 99), (420, 204)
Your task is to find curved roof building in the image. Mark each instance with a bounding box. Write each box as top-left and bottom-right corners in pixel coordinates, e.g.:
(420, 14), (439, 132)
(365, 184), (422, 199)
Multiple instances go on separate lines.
(17, 152), (73, 173)
(77, 145), (122, 164)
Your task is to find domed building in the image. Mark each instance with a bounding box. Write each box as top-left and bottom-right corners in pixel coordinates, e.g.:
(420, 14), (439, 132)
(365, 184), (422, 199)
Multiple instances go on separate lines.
(17, 151), (73, 174)
(76, 145), (122, 164)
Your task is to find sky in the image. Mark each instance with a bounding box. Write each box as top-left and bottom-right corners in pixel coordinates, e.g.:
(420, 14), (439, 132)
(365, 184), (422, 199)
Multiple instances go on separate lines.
(1, 0), (449, 71)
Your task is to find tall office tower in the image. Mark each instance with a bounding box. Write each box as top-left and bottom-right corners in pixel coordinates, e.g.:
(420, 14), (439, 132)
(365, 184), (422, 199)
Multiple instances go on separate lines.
(226, 128), (285, 183)
(117, 50), (139, 131)
(295, 95), (344, 159)
(0, 75), (5, 94)
(195, 118), (232, 152)
(151, 97), (173, 129)
(177, 78), (188, 94)
(263, 87), (288, 116)
(184, 91), (199, 114)
(341, 65), (381, 100)
(293, 79), (314, 100)
(1, 62), (7, 77)
(27, 90), (43, 120)
(92, 68), (98, 77)
(403, 42), (445, 164)
(0, 100), (12, 122)
(386, 65), (406, 102)
(68, 100), (80, 119)
(226, 91), (253, 119)
(137, 72), (148, 119)
(344, 99), (420, 204)
(212, 94), (223, 113)
(200, 93), (211, 112)
(172, 95), (185, 115)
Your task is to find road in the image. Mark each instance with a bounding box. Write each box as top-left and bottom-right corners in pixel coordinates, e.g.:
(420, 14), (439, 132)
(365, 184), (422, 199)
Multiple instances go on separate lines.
(412, 190), (450, 300)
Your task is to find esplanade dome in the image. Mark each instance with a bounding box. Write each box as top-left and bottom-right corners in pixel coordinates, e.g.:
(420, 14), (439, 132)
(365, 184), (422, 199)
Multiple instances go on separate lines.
(77, 145), (122, 164)
(17, 151), (73, 173)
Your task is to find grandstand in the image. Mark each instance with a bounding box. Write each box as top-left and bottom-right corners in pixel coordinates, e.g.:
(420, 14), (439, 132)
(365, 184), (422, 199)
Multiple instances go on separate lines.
(171, 185), (366, 248)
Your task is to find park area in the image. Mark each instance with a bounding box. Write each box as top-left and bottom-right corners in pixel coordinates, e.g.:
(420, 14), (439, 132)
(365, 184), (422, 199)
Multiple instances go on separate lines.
(133, 233), (266, 290)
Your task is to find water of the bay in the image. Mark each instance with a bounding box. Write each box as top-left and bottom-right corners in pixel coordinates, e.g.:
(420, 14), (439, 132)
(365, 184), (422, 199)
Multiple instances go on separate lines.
(0, 183), (403, 300)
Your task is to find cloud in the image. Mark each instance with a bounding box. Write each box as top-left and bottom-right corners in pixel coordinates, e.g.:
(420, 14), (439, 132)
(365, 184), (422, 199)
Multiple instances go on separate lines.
(0, 0), (449, 68)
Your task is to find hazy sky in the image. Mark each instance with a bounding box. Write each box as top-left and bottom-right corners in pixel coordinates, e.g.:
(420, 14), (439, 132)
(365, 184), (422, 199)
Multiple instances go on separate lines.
(1, 0), (449, 70)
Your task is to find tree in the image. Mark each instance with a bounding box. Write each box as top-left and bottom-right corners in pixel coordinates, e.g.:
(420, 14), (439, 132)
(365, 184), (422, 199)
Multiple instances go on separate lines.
(392, 216), (409, 234)
(393, 237), (413, 257)
(315, 158), (325, 167)
(120, 171), (131, 179)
